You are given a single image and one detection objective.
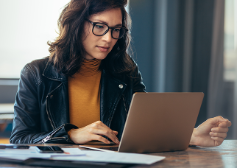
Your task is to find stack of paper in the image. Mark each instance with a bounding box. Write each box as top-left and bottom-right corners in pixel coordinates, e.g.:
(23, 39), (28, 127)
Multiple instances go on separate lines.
(0, 147), (85, 160)
(0, 147), (165, 165)
(52, 150), (165, 165)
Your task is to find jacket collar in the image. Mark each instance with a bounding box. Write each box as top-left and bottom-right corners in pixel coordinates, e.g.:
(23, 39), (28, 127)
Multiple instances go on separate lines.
(42, 60), (67, 82)
(42, 59), (128, 128)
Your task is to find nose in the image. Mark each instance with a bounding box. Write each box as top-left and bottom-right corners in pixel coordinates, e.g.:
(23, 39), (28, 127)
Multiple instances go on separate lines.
(102, 29), (113, 42)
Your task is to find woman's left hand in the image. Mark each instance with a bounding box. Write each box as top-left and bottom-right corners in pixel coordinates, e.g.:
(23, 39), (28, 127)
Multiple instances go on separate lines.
(189, 116), (231, 147)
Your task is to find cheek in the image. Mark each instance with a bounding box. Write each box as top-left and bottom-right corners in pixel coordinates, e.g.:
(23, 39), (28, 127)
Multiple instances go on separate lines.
(84, 35), (98, 50)
(82, 32), (94, 50)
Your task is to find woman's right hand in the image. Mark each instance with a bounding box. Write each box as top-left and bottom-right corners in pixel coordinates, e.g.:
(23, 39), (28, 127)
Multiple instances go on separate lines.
(67, 121), (119, 144)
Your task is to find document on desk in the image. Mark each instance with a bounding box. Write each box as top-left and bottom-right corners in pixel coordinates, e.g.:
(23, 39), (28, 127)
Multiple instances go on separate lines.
(52, 150), (165, 165)
(0, 147), (85, 160)
(0, 147), (165, 165)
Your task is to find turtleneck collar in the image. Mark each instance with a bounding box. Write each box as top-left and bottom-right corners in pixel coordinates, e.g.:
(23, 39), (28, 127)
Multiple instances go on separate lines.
(78, 59), (102, 77)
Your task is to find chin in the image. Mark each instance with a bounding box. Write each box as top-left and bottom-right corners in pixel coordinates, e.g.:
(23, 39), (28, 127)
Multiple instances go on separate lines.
(94, 54), (108, 60)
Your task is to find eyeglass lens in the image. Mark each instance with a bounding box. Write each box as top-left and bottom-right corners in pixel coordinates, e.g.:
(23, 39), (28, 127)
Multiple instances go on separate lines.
(93, 23), (125, 39)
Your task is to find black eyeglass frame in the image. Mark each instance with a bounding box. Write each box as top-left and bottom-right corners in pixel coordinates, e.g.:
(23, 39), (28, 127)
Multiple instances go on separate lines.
(86, 19), (128, 39)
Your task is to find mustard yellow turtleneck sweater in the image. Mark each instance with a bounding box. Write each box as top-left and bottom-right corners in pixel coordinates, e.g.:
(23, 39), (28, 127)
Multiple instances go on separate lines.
(68, 59), (101, 128)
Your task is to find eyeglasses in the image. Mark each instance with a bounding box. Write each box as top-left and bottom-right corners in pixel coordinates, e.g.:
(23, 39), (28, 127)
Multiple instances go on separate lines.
(86, 19), (128, 39)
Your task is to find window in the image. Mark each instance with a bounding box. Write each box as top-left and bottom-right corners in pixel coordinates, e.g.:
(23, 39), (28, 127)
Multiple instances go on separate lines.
(0, 0), (70, 78)
(224, 0), (237, 81)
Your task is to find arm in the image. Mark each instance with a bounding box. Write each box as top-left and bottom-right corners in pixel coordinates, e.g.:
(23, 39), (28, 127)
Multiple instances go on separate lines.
(11, 64), (120, 145)
(189, 116), (231, 147)
(10, 64), (76, 144)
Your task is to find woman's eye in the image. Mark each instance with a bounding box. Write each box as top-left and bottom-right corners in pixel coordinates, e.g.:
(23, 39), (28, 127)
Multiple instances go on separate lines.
(95, 24), (105, 29)
(114, 28), (121, 32)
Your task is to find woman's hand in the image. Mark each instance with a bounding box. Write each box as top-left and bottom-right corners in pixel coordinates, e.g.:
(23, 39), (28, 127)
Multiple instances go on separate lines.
(190, 116), (231, 147)
(68, 121), (119, 144)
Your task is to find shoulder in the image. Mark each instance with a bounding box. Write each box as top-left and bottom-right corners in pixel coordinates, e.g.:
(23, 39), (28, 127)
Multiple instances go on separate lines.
(116, 58), (142, 81)
(24, 57), (49, 72)
(104, 58), (146, 92)
(20, 57), (50, 86)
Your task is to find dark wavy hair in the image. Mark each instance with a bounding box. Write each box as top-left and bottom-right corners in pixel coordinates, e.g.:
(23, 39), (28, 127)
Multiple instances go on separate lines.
(48, 0), (135, 77)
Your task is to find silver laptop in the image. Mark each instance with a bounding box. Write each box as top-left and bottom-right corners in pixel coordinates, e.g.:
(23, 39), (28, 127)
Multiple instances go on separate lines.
(80, 92), (204, 153)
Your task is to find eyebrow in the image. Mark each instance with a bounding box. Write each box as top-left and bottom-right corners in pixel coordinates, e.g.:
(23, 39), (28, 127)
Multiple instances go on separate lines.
(93, 19), (122, 27)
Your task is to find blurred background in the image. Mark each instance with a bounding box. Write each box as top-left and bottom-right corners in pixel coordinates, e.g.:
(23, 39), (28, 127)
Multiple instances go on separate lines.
(0, 0), (236, 143)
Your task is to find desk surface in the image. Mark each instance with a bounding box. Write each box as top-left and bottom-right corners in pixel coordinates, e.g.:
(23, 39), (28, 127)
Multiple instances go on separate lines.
(0, 140), (236, 168)
(143, 139), (237, 168)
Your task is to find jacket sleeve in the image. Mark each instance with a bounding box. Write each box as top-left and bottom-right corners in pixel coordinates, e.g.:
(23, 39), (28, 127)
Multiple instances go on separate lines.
(10, 64), (77, 144)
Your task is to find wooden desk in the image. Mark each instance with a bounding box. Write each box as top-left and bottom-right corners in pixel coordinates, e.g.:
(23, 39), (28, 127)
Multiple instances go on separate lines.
(137, 140), (237, 167)
(0, 140), (236, 167)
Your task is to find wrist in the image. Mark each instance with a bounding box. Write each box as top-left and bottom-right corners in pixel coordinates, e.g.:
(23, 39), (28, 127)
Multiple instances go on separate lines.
(189, 128), (198, 146)
(67, 128), (76, 141)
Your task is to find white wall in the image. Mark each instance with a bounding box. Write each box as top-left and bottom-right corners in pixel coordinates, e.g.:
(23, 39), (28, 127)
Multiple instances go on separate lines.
(0, 0), (70, 78)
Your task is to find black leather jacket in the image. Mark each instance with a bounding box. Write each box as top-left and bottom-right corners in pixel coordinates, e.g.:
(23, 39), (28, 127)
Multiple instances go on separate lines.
(10, 57), (145, 144)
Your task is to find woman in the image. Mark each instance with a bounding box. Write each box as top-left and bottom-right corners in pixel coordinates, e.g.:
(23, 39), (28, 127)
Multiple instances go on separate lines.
(10, 0), (231, 147)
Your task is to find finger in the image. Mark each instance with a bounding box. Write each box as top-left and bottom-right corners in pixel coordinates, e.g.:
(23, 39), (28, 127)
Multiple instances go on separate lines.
(218, 120), (232, 127)
(210, 132), (227, 139)
(89, 121), (119, 143)
(90, 134), (111, 144)
(211, 127), (229, 133)
(92, 122), (119, 140)
(208, 116), (225, 125)
(92, 129), (119, 144)
(210, 137), (224, 146)
(113, 131), (118, 135)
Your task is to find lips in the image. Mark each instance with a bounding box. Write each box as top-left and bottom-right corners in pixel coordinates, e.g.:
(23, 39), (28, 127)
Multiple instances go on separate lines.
(97, 46), (109, 52)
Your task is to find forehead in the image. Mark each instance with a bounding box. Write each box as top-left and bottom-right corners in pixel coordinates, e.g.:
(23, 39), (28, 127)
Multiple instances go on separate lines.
(89, 8), (122, 26)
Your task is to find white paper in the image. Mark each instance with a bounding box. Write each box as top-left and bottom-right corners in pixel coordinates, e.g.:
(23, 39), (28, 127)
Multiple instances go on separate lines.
(0, 147), (85, 160)
(0, 154), (51, 160)
(0, 146), (39, 155)
(51, 148), (85, 157)
(0, 147), (165, 165)
(52, 150), (165, 165)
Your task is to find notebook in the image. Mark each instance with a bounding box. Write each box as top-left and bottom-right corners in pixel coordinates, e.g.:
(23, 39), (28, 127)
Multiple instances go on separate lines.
(80, 92), (204, 153)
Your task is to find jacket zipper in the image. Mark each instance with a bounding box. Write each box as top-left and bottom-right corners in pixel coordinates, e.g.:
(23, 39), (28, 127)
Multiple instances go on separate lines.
(46, 95), (55, 130)
(40, 124), (65, 144)
(41, 137), (66, 143)
(45, 83), (63, 130)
